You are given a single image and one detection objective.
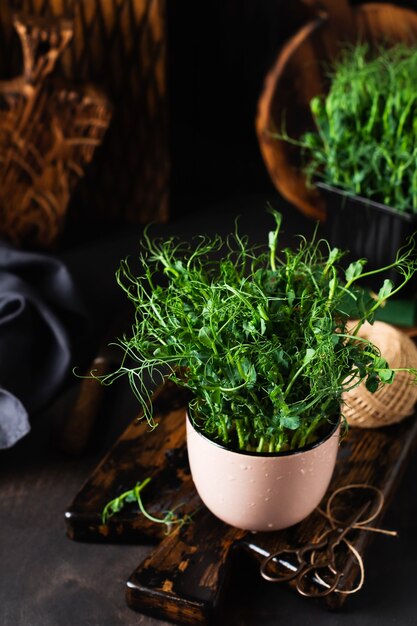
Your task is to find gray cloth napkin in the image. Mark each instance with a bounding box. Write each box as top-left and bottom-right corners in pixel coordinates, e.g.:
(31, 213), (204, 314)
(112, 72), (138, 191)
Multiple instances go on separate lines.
(0, 243), (86, 449)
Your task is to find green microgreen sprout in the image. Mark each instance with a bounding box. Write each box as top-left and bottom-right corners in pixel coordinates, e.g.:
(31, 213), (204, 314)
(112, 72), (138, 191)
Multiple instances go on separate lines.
(93, 209), (417, 455)
(101, 477), (192, 534)
(278, 42), (417, 213)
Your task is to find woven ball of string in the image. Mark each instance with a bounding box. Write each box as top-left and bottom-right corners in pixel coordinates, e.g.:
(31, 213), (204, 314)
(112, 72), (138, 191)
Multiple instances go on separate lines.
(342, 321), (417, 428)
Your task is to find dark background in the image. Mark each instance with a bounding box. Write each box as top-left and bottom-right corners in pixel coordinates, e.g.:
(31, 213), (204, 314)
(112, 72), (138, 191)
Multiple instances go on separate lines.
(166, 0), (311, 213)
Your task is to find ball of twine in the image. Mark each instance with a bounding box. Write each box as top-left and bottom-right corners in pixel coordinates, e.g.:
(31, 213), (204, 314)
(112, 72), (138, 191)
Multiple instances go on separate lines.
(342, 321), (417, 428)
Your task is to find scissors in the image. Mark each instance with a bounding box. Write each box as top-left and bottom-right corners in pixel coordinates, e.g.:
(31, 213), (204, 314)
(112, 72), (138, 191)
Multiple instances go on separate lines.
(260, 501), (371, 597)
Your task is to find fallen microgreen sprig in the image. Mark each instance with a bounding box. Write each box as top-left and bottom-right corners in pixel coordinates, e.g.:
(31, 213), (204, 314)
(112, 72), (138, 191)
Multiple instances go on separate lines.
(101, 477), (192, 534)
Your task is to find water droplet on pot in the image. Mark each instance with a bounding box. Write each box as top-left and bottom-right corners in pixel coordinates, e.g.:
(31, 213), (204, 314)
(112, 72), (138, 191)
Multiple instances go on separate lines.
(264, 497), (270, 502)
(227, 474), (235, 481)
(276, 475), (283, 480)
(248, 502), (256, 508)
(240, 464), (248, 470)
(267, 523), (273, 528)
(264, 473), (269, 478)
(300, 468), (306, 475)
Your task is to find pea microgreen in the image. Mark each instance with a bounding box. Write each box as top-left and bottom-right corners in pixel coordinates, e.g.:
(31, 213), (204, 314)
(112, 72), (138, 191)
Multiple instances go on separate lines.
(95, 210), (417, 454)
(101, 477), (192, 534)
(280, 43), (417, 212)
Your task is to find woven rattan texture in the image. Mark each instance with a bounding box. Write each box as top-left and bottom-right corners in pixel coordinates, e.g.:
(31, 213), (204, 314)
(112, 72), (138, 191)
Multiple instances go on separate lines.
(1, 0), (169, 226)
(343, 321), (417, 428)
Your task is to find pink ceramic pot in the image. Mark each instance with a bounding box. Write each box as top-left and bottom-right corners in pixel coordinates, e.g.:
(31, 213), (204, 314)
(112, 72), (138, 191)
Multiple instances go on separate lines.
(186, 415), (340, 531)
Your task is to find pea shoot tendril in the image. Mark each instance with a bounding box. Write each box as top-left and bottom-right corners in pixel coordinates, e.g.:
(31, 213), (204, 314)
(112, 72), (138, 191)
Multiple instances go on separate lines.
(101, 477), (192, 534)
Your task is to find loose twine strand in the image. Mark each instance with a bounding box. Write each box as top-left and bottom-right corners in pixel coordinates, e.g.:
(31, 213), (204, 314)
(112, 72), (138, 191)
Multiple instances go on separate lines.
(314, 483), (397, 594)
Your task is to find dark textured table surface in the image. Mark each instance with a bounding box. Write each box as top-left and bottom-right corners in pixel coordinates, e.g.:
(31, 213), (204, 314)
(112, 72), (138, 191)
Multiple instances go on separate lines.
(1, 194), (417, 626)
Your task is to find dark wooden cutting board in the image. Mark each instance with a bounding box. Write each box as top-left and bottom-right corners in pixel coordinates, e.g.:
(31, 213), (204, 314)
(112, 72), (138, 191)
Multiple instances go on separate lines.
(65, 381), (417, 625)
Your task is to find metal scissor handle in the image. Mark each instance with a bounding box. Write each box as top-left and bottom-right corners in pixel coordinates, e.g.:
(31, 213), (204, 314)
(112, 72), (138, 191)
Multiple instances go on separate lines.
(260, 501), (371, 597)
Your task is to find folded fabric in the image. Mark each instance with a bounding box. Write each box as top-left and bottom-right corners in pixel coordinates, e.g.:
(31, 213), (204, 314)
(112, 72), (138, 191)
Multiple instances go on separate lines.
(0, 242), (86, 449)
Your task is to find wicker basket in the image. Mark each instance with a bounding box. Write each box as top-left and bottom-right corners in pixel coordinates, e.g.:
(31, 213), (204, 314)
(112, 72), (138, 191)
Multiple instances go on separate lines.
(0, 0), (169, 229)
(256, 0), (417, 220)
(343, 322), (417, 428)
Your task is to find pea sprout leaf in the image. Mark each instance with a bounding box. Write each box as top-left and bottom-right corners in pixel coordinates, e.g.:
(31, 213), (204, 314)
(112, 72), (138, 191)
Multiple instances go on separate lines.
(90, 210), (417, 454)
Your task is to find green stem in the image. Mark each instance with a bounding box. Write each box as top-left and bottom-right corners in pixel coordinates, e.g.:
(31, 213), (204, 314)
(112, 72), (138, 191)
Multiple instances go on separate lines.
(236, 420), (246, 449)
(284, 360), (310, 399)
(344, 258), (410, 290)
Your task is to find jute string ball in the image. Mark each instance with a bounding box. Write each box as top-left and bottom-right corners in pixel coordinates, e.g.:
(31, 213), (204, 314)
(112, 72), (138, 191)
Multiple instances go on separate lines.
(342, 321), (417, 428)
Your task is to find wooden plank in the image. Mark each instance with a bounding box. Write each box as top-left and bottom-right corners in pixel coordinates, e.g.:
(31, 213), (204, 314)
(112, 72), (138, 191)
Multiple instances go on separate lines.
(66, 381), (417, 623)
(65, 382), (195, 543)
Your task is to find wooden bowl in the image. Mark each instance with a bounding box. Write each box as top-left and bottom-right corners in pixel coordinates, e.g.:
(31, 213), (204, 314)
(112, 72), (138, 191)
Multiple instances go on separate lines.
(256, 0), (417, 220)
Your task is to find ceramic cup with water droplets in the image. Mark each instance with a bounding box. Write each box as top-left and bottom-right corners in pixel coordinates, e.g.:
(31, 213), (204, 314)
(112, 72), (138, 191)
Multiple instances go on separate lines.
(186, 414), (340, 531)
